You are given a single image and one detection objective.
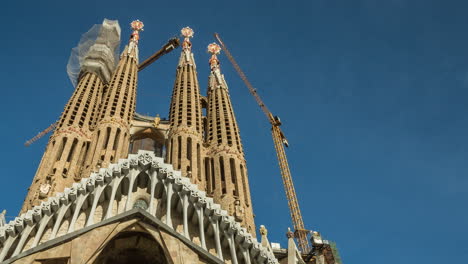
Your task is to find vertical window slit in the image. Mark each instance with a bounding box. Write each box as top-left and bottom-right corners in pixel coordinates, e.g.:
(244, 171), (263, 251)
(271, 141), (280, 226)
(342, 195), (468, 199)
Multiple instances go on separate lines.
(220, 157), (226, 194)
(103, 127), (111, 149)
(66, 138), (78, 162)
(197, 143), (201, 181)
(177, 136), (182, 170)
(56, 137), (67, 161)
(169, 138), (173, 163)
(205, 157), (210, 193)
(230, 158), (238, 196)
(211, 158), (215, 192)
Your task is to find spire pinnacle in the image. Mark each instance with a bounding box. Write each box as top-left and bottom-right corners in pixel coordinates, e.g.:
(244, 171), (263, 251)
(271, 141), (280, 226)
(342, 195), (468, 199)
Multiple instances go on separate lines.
(130, 20), (144, 44)
(178, 27), (196, 66)
(181, 27), (194, 51)
(207, 43), (221, 71)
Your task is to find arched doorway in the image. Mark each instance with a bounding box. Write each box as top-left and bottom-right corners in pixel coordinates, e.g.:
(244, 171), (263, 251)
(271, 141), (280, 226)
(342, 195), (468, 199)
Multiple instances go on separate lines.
(93, 231), (168, 264)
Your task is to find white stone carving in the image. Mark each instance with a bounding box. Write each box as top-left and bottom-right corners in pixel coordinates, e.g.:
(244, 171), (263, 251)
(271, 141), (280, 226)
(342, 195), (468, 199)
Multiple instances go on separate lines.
(0, 150), (277, 264)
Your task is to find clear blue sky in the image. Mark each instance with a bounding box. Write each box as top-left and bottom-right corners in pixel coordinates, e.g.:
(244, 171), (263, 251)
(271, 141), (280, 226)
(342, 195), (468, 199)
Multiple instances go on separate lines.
(1, 0), (467, 263)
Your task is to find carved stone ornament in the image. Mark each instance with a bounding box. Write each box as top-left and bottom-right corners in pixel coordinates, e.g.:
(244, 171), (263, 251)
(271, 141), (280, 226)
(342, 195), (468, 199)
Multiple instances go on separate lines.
(260, 225), (268, 236)
(0, 151), (278, 264)
(234, 199), (245, 222)
(153, 115), (161, 128)
(39, 184), (51, 198)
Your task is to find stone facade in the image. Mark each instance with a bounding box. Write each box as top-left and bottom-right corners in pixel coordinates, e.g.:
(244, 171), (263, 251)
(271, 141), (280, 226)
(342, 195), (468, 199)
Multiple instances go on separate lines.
(9, 20), (312, 264)
(1, 151), (277, 264)
(22, 24), (256, 235)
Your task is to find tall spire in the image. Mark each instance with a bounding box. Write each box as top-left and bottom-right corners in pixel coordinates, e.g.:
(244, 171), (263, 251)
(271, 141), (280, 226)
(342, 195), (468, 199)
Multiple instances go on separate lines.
(205, 43), (255, 234)
(21, 20), (121, 213)
(206, 43), (243, 154)
(166, 27), (205, 189)
(83, 20), (143, 175)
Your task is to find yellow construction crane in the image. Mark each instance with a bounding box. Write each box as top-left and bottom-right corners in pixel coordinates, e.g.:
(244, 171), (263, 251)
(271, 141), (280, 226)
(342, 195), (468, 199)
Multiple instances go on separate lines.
(214, 33), (311, 253)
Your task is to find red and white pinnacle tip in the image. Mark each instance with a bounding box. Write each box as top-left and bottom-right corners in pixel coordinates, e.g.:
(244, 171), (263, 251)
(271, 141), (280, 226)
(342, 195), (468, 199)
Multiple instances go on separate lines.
(207, 43), (221, 55)
(130, 20), (144, 43)
(208, 43), (221, 70)
(181, 27), (194, 51)
(181, 27), (194, 38)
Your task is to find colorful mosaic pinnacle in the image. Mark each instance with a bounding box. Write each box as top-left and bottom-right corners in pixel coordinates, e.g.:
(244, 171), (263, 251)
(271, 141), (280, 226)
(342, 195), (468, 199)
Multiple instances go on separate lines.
(181, 27), (194, 50)
(207, 42), (221, 55)
(181, 26), (194, 38)
(130, 20), (144, 43)
(208, 43), (221, 70)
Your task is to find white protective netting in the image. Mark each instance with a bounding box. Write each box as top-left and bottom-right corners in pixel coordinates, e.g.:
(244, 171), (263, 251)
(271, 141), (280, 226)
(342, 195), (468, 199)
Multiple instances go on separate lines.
(66, 19), (121, 86)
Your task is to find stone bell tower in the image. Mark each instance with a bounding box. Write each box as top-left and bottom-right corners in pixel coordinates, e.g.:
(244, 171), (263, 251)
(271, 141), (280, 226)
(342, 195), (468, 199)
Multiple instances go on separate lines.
(205, 43), (255, 233)
(21, 19), (121, 213)
(166, 27), (205, 190)
(83, 20), (144, 176)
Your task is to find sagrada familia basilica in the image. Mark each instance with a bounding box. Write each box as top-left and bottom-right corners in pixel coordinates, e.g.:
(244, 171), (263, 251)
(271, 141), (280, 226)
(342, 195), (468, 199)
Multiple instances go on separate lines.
(0, 19), (341, 264)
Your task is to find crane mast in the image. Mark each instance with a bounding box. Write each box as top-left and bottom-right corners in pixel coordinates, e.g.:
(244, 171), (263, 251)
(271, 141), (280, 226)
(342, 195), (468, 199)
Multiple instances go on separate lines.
(214, 33), (311, 253)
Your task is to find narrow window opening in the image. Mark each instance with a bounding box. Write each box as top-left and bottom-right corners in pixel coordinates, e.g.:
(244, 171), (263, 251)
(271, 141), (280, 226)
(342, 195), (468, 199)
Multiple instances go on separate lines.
(220, 157), (226, 194)
(230, 158), (238, 196)
(169, 138), (173, 163)
(197, 143), (201, 182)
(66, 139), (78, 162)
(56, 137), (67, 161)
(177, 136), (182, 170)
(211, 158), (215, 192)
(103, 127), (111, 149)
(205, 157), (210, 193)
(113, 128), (121, 151)
(187, 137), (192, 161)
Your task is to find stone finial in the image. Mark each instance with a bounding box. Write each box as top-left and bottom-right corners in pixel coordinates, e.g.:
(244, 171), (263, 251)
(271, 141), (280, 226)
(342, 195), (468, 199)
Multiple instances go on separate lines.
(260, 224), (274, 253)
(207, 43), (221, 71)
(181, 27), (194, 51)
(286, 227), (294, 239)
(153, 114), (161, 128)
(130, 20), (144, 43)
(286, 227), (305, 264)
(207, 43), (221, 55)
(311, 231), (324, 246)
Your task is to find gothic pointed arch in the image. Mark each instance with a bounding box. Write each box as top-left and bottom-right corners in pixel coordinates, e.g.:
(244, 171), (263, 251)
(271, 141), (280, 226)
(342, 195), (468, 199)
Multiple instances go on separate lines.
(93, 231), (169, 264)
